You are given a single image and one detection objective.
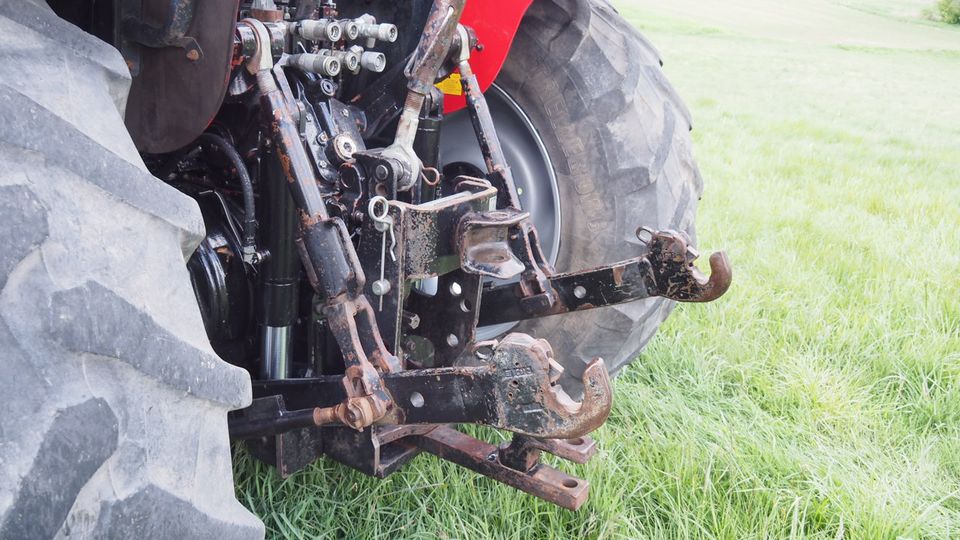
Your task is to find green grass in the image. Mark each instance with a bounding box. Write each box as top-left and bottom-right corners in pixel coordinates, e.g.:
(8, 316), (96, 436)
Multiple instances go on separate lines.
(235, 1), (960, 537)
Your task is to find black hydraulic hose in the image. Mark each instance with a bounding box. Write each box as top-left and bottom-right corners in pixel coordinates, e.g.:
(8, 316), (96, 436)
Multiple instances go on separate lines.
(197, 132), (258, 251)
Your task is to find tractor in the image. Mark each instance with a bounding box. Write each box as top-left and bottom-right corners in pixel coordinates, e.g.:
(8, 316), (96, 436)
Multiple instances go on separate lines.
(0, 0), (729, 536)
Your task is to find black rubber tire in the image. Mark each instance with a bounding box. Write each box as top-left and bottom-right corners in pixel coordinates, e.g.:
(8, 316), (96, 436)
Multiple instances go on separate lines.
(0, 2), (263, 538)
(497, 0), (704, 387)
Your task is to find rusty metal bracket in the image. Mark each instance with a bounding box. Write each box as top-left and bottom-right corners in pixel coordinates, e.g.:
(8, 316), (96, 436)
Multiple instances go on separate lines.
(642, 227), (732, 303)
(413, 426), (591, 510)
(456, 54), (558, 313)
(236, 332), (612, 440)
(476, 333), (611, 439)
(255, 47), (400, 431)
(458, 208), (527, 280)
(478, 229), (732, 326)
(498, 434), (597, 472)
(356, 177), (498, 360)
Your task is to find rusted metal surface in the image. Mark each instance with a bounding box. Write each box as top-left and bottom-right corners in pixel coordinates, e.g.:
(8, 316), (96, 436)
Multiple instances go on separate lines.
(485, 334), (611, 439)
(322, 296), (397, 429)
(644, 228), (733, 303)
(354, 177), (496, 358)
(256, 57), (402, 431)
(478, 229), (732, 326)
(382, 0), (465, 190)
(458, 209), (527, 279)
(457, 56), (558, 312)
(125, 0), (240, 153)
(405, 0), (466, 95)
(414, 426), (591, 510)
(406, 270), (482, 365)
(382, 178), (499, 279)
(458, 60), (520, 208)
(250, 7), (284, 22)
(499, 434), (597, 471)
(241, 332), (611, 439)
(220, 1), (732, 509)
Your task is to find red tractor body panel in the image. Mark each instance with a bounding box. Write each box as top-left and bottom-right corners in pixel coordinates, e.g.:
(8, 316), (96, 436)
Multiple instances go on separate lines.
(443, 0), (533, 113)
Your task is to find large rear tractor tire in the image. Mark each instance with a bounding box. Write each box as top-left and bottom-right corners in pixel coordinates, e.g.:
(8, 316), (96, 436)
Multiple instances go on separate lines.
(0, 2), (263, 537)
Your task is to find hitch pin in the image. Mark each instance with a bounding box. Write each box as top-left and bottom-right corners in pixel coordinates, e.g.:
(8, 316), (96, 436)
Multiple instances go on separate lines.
(368, 196), (396, 311)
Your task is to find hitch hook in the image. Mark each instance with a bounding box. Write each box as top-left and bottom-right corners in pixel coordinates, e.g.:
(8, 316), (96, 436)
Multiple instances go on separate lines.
(639, 227), (732, 303)
(480, 334), (612, 439)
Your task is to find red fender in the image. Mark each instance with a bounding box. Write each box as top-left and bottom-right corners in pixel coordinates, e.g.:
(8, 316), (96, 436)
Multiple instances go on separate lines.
(444, 0), (534, 113)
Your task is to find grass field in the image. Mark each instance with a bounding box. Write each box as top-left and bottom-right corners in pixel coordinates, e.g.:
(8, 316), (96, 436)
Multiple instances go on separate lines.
(235, 1), (960, 537)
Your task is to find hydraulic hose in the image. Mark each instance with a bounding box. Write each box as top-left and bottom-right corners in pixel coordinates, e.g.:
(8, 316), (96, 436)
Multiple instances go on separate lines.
(196, 132), (258, 254)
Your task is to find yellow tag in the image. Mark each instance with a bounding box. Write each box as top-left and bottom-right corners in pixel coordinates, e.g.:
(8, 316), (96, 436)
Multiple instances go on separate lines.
(435, 73), (463, 96)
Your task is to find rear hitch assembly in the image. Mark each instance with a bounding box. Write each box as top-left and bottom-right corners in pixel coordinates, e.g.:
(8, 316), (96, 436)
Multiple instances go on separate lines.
(233, 332), (611, 440)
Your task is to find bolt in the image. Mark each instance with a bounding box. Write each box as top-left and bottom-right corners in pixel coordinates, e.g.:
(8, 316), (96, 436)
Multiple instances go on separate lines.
(402, 312), (420, 330)
(573, 285), (587, 299)
(186, 49), (200, 61)
(375, 164), (389, 180)
(333, 134), (356, 160)
(320, 79), (336, 96)
(341, 108), (350, 117)
(372, 279), (391, 296)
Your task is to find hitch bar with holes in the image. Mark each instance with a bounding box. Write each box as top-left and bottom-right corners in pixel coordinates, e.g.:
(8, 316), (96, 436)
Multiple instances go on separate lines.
(232, 333), (612, 440)
(478, 228), (732, 326)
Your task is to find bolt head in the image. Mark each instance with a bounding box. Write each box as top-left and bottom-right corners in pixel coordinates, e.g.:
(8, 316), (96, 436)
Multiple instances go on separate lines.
(374, 164), (390, 180)
(333, 135), (356, 160)
(372, 279), (391, 296)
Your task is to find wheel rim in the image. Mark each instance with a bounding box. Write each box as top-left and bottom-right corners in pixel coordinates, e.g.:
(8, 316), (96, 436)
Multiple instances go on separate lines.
(440, 83), (562, 340)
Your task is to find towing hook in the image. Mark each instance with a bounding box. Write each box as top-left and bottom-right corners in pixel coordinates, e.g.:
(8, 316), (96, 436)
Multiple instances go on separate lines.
(690, 251), (733, 303)
(639, 227), (732, 303)
(485, 334), (612, 439)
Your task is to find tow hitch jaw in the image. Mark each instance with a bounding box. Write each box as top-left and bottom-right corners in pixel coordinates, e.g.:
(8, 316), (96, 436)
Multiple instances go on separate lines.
(484, 334), (611, 439)
(642, 227), (732, 303)
(232, 222), (729, 509)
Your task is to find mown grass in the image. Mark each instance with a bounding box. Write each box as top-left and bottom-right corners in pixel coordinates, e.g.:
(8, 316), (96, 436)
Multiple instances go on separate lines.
(235, 1), (960, 537)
